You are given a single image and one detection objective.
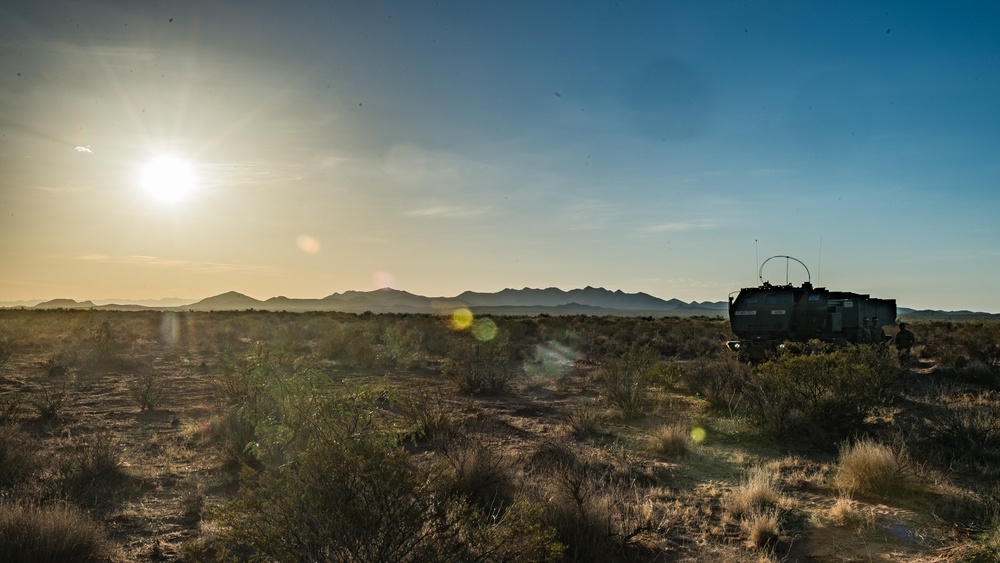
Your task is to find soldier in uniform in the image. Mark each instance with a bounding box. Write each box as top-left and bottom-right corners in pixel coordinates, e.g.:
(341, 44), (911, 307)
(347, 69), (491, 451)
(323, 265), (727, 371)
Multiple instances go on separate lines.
(857, 317), (872, 344)
(871, 316), (886, 344)
(894, 322), (917, 364)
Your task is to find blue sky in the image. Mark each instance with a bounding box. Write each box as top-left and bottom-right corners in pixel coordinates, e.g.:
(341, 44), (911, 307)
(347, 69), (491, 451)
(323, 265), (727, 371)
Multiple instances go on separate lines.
(1, 1), (998, 312)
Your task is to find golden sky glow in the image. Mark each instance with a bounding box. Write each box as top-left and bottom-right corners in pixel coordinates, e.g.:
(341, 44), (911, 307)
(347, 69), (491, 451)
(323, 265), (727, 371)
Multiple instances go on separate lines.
(2, 3), (1000, 312)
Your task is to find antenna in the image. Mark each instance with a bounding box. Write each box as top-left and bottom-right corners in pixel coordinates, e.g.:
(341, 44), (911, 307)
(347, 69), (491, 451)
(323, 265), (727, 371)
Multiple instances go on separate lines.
(818, 236), (823, 286)
(755, 239), (759, 284)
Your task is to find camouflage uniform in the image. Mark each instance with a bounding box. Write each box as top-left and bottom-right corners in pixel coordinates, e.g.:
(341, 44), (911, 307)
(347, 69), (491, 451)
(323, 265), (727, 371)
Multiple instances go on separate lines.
(857, 318), (872, 344)
(894, 322), (916, 364)
(870, 317), (886, 344)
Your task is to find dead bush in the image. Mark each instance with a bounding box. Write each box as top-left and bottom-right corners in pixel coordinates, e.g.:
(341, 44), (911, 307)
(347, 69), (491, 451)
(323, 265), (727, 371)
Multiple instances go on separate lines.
(0, 503), (114, 563)
(593, 342), (660, 418)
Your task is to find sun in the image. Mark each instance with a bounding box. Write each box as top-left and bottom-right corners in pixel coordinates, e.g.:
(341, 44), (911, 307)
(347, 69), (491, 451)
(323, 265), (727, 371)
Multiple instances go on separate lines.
(140, 155), (197, 203)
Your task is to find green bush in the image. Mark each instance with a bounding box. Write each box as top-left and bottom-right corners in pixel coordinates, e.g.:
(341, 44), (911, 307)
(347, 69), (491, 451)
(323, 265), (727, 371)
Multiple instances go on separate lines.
(444, 331), (523, 394)
(680, 354), (751, 410)
(741, 343), (902, 443)
(593, 342), (660, 418)
(918, 391), (1000, 473)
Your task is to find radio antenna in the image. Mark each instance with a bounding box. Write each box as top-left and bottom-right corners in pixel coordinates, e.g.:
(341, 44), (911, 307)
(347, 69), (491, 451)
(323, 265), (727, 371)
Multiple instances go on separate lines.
(755, 239), (759, 284)
(818, 236), (823, 286)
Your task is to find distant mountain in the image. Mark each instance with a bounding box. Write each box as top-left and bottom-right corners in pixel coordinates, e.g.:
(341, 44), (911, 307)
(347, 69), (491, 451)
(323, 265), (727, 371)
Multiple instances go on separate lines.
(19, 288), (989, 317)
(186, 291), (264, 311)
(34, 298), (97, 309)
(456, 286), (686, 311)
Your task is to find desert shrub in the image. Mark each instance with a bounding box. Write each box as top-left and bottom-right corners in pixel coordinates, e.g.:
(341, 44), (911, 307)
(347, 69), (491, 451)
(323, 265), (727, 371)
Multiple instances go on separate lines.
(567, 404), (605, 439)
(85, 320), (132, 370)
(0, 503), (113, 563)
(379, 321), (425, 369)
(212, 342), (328, 467)
(31, 381), (69, 422)
(0, 424), (36, 488)
(128, 369), (167, 412)
(396, 388), (459, 447)
(319, 319), (382, 369)
(680, 353), (751, 410)
(958, 360), (1000, 389)
(920, 321), (1000, 373)
(833, 439), (911, 498)
(592, 342), (660, 418)
(965, 519), (1000, 563)
(55, 431), (132, 507)
(648, 423), (692, 458)
(0, 393), (21, 426)
(0, 340), (12, 369)
(741, 507), (781, 549)
(529, 456), (652, 562)
(918, 391), (1000, 473)
(444, 331), (523, 394)
(216, 382), (559, 562)
(439, 434), (517, 512)
(740, 344), (902, 443)
(726, 466), (781, 517)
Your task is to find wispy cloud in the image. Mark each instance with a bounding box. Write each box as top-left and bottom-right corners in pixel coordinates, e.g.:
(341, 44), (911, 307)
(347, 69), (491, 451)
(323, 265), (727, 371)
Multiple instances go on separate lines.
(404, 205), (486, 218)
(641, 220), (718, 233)
(73, 254), (275, 274)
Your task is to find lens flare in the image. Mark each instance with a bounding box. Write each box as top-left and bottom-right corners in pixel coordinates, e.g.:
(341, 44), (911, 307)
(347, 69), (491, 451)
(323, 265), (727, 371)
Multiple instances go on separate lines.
(690, 427), (707, 443)
(373, 270), (395, 289)
(450, 308), (474, 330)
(471, 318), (498, 342)
(296, 234), (320, 254)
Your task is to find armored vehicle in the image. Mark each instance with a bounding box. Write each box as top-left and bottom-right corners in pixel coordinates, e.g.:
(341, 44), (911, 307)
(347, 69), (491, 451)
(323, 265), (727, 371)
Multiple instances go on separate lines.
(727, 256), (896, 360)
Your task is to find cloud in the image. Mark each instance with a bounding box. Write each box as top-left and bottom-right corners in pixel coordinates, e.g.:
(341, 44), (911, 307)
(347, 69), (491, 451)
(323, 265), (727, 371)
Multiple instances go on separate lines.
(73, 254), (275, 274)
(404, 205), (486, 218)
(641, 220), (718, 233)
(74, 146), (92, 153)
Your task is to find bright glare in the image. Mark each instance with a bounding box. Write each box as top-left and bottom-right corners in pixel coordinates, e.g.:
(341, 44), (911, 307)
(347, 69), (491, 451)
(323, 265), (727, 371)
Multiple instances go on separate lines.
(140, 155), (197, 203)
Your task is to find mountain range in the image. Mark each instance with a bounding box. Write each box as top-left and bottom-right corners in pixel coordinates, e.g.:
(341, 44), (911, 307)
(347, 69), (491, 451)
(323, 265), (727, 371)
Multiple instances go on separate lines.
(7, 287), (995, 318)
(17, 287), (728, 316)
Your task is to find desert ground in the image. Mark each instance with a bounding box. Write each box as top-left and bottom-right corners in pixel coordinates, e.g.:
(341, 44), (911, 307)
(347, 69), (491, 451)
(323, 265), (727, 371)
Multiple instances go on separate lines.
(0, 309), (998, 562)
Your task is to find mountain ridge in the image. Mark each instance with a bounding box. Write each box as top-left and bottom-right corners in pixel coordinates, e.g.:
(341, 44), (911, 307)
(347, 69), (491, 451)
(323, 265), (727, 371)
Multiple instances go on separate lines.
(8, 288), (995, 318)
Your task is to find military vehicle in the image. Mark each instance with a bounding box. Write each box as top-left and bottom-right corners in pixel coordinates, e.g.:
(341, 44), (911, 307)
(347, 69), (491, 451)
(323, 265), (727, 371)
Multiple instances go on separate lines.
(727, 256), (896, 360)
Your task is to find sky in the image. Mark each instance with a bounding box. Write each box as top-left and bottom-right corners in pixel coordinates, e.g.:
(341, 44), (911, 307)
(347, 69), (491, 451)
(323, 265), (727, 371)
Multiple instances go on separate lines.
(2, 1), (999, 312)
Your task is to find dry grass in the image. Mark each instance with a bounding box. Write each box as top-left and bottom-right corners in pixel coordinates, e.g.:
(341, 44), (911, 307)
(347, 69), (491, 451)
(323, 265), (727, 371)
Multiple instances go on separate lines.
(741, 507), (781, 549)
(0, 503), (115, 563)
(648, 422), (692, 457)
(726, 466), (782, 517)
(833, 439), (911, 498)
(0, 311), (996, 561)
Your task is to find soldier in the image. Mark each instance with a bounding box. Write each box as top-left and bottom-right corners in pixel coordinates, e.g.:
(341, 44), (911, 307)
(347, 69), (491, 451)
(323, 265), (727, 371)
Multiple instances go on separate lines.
(857, 317), (872, 344)
(871, 316), (886, 344)
(894, 322), (916, 364)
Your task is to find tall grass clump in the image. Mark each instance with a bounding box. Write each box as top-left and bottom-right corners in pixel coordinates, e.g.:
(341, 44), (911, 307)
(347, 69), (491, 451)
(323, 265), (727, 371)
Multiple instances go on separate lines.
(0, 503), (114, 563)
(648, 423), (692, 458)
(833, 439), (910, 498)
(726, 466), (782, 517)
